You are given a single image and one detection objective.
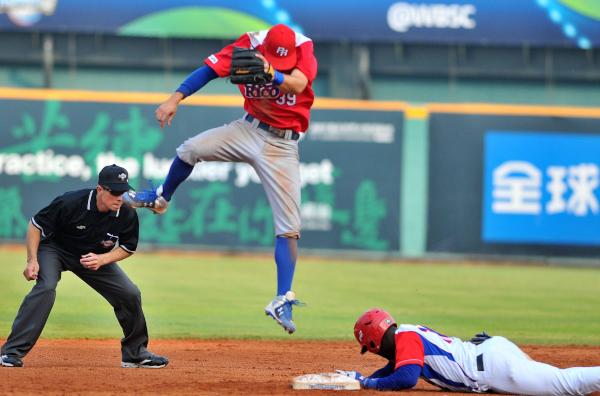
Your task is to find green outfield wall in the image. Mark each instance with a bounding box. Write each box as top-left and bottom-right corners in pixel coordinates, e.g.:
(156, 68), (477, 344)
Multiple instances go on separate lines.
(1, 88), (600, 260)
(0, 88), (405, 253)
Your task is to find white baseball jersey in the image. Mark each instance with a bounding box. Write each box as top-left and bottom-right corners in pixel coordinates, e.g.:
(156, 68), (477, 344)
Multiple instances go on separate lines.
(393, 324), (600, 395)
(395, 324), (487, 392)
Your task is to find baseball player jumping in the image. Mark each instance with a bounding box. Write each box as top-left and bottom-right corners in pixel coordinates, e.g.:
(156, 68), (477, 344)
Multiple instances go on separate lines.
(123, 24), (318, 334)
(337, 308), (600, 395)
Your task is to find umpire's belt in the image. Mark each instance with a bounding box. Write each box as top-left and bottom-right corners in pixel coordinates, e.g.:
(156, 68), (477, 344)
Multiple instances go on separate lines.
(244, 114), (300, 141)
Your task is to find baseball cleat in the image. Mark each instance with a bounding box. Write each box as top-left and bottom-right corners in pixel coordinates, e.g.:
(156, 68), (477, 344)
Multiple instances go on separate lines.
(122, 185), (169, 214)
(121, 353), (169, 369)
(264, 291), (304, 334)
(1, 354), (23, 367)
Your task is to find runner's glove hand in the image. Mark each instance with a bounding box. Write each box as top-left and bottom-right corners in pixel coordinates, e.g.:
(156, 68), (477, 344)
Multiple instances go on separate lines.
(469, 331), (492, 345)
(336, 370), (371, 387)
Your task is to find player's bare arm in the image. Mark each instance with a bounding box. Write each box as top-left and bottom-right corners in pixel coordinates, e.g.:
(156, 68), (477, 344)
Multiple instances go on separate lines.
(277, 68), (309, 94)
(23, 221), (41, 281)
(80, 248), (132, 271)
(155, 91), (185, 129)
(256, 53), (308, 94)
(255, 52), (309, 94)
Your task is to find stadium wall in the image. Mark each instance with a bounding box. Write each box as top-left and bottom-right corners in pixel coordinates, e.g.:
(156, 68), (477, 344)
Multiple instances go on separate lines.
(1, 88), (599, 263)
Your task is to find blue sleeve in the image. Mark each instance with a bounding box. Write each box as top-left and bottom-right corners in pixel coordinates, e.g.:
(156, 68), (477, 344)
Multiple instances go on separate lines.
(363, 364), (421, 391)
(176, 65), (218, 98)
(369, 361), (395, 378)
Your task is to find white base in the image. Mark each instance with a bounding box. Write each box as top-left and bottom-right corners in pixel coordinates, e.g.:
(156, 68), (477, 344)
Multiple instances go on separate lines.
(292, 372), (360, 391)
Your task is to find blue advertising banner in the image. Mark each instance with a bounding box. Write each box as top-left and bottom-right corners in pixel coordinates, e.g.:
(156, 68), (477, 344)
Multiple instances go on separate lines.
(428, 111), (600, 258)
(0, 0), (599, 48)
(483, 132), (600, 246)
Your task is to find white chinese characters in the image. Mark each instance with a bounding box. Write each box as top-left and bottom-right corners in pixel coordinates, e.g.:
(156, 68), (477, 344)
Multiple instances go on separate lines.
(492, 161), (541, 214)
(492, 161), (599, 216)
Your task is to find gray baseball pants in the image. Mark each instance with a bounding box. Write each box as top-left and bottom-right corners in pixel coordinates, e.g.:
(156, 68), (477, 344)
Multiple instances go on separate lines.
(1, 242), (151, 362)
(176, 116), (301, 237)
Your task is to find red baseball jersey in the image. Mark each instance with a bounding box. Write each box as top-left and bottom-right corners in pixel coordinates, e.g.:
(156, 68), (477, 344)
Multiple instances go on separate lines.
(204, 30), (318, 132)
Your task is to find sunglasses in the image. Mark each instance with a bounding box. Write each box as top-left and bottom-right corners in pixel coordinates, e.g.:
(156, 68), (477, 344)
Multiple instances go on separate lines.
(101, 186), (126, 197)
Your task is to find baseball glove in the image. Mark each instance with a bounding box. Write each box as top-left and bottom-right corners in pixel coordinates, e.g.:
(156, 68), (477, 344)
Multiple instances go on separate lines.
(469, 331), (492, 345)
(230, 47), (273, 85)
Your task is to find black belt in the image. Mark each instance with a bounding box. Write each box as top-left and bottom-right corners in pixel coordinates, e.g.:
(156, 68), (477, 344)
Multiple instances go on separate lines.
(244, 114), (300, 141)
(476, 354), (484, 371)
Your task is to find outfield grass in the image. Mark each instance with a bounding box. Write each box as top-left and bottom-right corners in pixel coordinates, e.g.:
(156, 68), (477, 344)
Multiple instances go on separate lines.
(0, 246), (599, 344)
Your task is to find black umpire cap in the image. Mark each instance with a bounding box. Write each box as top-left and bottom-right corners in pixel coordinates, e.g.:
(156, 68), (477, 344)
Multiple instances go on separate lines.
(98, 164), (133, 192)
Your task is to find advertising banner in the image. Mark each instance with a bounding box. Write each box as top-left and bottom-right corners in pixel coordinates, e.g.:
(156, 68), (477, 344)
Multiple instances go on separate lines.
(0, 0), (599, 48)
(0, 96), (402, 252)
(483, 131), (600, 246)
(428, 111), (600, 257)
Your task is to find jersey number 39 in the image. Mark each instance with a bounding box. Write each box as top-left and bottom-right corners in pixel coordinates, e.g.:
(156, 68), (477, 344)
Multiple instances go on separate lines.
(276, 93), (296, 106)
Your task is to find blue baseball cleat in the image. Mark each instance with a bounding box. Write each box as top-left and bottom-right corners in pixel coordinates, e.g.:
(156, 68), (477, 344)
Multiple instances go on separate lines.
(264, 291), (304, 334)
(122, 184), (169, 214)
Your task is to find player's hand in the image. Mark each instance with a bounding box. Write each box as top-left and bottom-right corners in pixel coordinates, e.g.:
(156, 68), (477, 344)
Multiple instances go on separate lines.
(335, 370), (364, 381)
(80, 253), (105, 271)
(335, 370), (374, 389)
(155, 98), (179, 129)
(254, 52), (271, 74)
(23, 260), (39, 281)
(254, 52), (277, 80)
(469, 331), (492, 345)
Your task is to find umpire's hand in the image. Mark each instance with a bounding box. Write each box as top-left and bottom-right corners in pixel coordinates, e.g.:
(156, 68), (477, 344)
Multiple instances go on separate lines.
(23, 260), (39, 281)
(80, 253), (106, 271)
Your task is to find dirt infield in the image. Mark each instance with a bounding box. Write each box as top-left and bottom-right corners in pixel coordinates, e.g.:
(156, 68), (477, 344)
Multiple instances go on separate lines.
(1, 339), (599, 395)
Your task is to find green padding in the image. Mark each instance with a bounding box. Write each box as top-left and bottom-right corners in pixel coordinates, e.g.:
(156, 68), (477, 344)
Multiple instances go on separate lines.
(118, 7), (271, 39)
(400, 116), (428, 256)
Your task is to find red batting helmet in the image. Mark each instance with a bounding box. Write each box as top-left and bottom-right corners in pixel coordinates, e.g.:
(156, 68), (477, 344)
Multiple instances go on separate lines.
(354, 308), (397, 354)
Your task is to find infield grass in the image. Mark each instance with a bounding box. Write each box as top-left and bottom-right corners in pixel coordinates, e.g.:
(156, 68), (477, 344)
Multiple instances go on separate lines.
(0, 246), (599, 345)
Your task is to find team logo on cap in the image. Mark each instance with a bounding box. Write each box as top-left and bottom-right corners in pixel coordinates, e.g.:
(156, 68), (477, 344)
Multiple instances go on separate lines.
(358, 330), (364, 342)
(118, 173), (127, 181)
(276, 47), (288, 57)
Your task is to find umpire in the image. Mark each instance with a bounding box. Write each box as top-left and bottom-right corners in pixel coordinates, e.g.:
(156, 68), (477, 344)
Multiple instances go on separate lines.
(0, 164), (168, 369)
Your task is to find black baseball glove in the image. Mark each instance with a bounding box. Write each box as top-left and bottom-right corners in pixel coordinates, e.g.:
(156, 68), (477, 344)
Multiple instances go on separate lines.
(229, 47), (273, 85)
(469, 331), (492, 345)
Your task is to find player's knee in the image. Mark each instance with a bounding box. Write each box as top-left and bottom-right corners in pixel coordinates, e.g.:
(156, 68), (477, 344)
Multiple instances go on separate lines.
(175, 144), (200, 166)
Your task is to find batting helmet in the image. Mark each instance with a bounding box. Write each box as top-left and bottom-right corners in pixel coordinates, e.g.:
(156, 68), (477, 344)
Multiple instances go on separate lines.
(354, 308), (397, 354)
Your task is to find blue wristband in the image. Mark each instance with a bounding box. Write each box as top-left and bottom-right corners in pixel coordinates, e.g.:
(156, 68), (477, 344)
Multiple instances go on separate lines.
(273, 70), (284, 85)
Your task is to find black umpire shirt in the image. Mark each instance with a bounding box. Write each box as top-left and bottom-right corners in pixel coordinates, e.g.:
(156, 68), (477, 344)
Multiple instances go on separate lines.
(30, 189), (139, 256)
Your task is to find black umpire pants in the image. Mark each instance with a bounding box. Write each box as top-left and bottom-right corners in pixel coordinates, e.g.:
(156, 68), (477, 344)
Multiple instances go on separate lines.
(1, 242), (151, 362)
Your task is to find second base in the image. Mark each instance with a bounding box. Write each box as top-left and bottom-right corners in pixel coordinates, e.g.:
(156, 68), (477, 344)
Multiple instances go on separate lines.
(292, 372), (360, 391)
